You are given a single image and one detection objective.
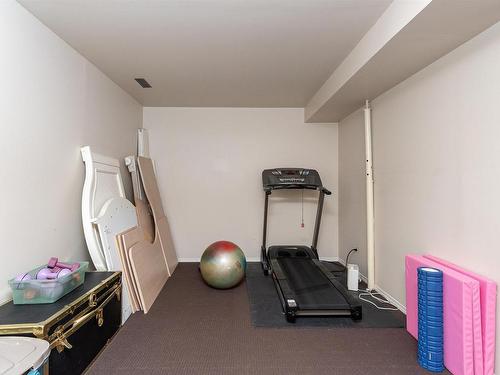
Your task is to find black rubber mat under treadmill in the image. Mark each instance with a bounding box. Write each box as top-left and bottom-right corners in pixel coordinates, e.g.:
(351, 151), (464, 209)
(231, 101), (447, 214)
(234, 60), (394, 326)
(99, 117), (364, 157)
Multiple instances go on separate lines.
(245, 262), (406, 328)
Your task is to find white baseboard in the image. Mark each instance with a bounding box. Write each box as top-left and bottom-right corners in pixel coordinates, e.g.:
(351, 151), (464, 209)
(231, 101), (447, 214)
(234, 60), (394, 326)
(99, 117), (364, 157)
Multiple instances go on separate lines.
(180, 253), (341, 263)
(359, 273), (368, 284)
(179, 255), (408, 313)
(181, 256), (340, 262)
(178, 257), (200, 262)
(336, 257), (347, 266)
(180, 257), (340, 262)
(374, 284), (406, 314)
(178, 257), (261, 262)
(0, 289), (12, 306)
(319, 256), (340, 262)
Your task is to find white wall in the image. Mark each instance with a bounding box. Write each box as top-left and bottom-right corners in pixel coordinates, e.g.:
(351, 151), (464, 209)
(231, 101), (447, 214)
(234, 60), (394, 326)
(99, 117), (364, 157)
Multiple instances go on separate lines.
(143, 108), (338, 261)
(0, 1), (142, 303)
(339, 21), (500, 370)
(338, 108), (367, 274)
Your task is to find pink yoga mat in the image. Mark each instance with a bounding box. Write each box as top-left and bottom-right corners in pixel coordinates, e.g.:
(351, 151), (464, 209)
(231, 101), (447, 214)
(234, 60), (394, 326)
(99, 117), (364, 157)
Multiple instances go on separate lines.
(406, 255), (482, 375)
(424, 255), (496, 375)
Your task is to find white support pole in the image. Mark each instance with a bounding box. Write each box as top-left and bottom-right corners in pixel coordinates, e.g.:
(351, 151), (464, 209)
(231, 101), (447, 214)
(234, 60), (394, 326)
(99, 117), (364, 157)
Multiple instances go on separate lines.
(364, 100), (375, 290)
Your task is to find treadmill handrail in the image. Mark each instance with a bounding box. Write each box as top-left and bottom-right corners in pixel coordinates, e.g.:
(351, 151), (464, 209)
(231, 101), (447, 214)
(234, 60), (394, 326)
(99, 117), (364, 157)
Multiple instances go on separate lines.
(265, 184), (321, 192)
(264, 185), (332, 195)
(321, 187), (332, 195)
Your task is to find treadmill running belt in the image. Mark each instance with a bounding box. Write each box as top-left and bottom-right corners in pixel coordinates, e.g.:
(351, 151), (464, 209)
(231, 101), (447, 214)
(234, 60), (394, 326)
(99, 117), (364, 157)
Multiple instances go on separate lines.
(277, 258), (350, 310)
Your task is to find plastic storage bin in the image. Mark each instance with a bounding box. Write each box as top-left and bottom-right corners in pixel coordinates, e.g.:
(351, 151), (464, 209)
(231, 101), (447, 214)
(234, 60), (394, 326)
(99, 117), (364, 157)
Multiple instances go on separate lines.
(8, 262), (88, 304)
(0, 337), (50, 375)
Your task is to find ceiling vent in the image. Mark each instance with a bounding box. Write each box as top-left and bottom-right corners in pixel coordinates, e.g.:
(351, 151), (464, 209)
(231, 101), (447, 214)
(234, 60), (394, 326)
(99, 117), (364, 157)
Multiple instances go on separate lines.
(135, 78), (152, 88)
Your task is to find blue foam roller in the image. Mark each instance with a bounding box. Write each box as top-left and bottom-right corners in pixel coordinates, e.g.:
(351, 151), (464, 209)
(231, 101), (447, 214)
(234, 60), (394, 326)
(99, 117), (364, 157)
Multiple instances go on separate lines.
(417, 267), (444, 372)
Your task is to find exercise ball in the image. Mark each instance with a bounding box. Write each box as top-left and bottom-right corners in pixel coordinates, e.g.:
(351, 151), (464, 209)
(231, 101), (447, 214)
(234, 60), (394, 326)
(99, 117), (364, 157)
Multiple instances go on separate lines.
(200, 241), (246, 289)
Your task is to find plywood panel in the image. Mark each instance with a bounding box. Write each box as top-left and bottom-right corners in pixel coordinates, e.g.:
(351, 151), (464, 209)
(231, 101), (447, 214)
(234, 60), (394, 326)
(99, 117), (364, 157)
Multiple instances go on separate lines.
(128, 239), (169, 314)
(116, 228), (141, 312)
(119, 226), (146, 311)
(137, 157), (165, 218)
(157, 217), (178, 275)
(135, 198), (155, 244)
(125, 156), (155, 243)
(94, 198), (138, 322)
(118, 155), (174, 313)
(137, 157), (178, 274)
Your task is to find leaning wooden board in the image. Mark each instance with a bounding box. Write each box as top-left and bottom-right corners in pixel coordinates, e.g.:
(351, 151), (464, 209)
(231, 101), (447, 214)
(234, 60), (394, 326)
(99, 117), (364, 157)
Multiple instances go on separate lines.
(128, 234), (169, 314)
(94, 198), (138, 322)
(124, 225), (169, 313)
(137, 156), (178, 274)
(157, 217), (178, 273)
(135, 198), (155, 243)
(116, 235), (140, 313)
(115, 236), (139, 312)
(125, 155), (155, 243)
(117, 226), (144, 312)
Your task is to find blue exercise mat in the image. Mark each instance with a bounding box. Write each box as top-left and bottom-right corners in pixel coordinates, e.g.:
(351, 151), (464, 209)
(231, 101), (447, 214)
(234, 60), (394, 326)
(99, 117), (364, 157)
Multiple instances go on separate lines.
(418, 267), (444, 372)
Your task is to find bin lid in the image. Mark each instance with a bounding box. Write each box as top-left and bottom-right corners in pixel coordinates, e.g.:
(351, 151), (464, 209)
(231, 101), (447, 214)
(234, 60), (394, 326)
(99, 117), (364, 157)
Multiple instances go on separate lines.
(0, 337), (50, 375)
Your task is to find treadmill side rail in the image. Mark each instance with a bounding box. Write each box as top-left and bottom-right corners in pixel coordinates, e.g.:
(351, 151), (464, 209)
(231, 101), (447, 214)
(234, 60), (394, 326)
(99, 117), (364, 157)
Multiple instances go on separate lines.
(261, 246), (271, 275)
(285, 299), (298, 323)
(270, 259), (300, 322)
(261, 191), (271, 275)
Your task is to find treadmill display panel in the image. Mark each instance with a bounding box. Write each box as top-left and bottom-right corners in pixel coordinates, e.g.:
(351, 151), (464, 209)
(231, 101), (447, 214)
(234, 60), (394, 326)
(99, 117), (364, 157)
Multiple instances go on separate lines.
(262, 168), (323, 191)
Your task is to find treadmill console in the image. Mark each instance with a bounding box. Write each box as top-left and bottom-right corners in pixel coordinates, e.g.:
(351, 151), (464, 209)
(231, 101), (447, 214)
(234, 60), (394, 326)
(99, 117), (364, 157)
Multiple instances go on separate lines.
(262, 168), (323, 191)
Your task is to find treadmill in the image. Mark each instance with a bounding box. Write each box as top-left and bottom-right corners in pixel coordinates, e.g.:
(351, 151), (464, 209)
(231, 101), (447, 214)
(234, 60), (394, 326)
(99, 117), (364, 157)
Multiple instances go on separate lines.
(261, 168), (362, 322)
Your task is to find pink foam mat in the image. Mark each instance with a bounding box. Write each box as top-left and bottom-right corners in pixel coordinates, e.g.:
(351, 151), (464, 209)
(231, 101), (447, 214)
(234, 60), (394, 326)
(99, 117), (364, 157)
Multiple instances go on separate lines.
(405, 254), (482, 375)
(424, 255), (496, 375)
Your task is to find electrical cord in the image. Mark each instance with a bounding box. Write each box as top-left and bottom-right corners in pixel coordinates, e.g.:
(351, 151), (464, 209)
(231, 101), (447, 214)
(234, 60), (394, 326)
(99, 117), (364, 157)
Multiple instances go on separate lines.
(345, 248), (357, 266)
(343, 248), (398, 311)
(345, 248), (357, 279)
(358, 290), (399, 311)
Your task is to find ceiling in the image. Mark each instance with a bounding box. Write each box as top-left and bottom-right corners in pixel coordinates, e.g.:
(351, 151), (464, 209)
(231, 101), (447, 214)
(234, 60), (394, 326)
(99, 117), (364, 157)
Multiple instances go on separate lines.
(18, 0), (392, 107)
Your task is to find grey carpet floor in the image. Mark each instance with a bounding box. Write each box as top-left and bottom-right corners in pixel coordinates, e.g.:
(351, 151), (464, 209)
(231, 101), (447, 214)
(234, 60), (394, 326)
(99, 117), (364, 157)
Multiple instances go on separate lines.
(87, 263), (448, 375)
